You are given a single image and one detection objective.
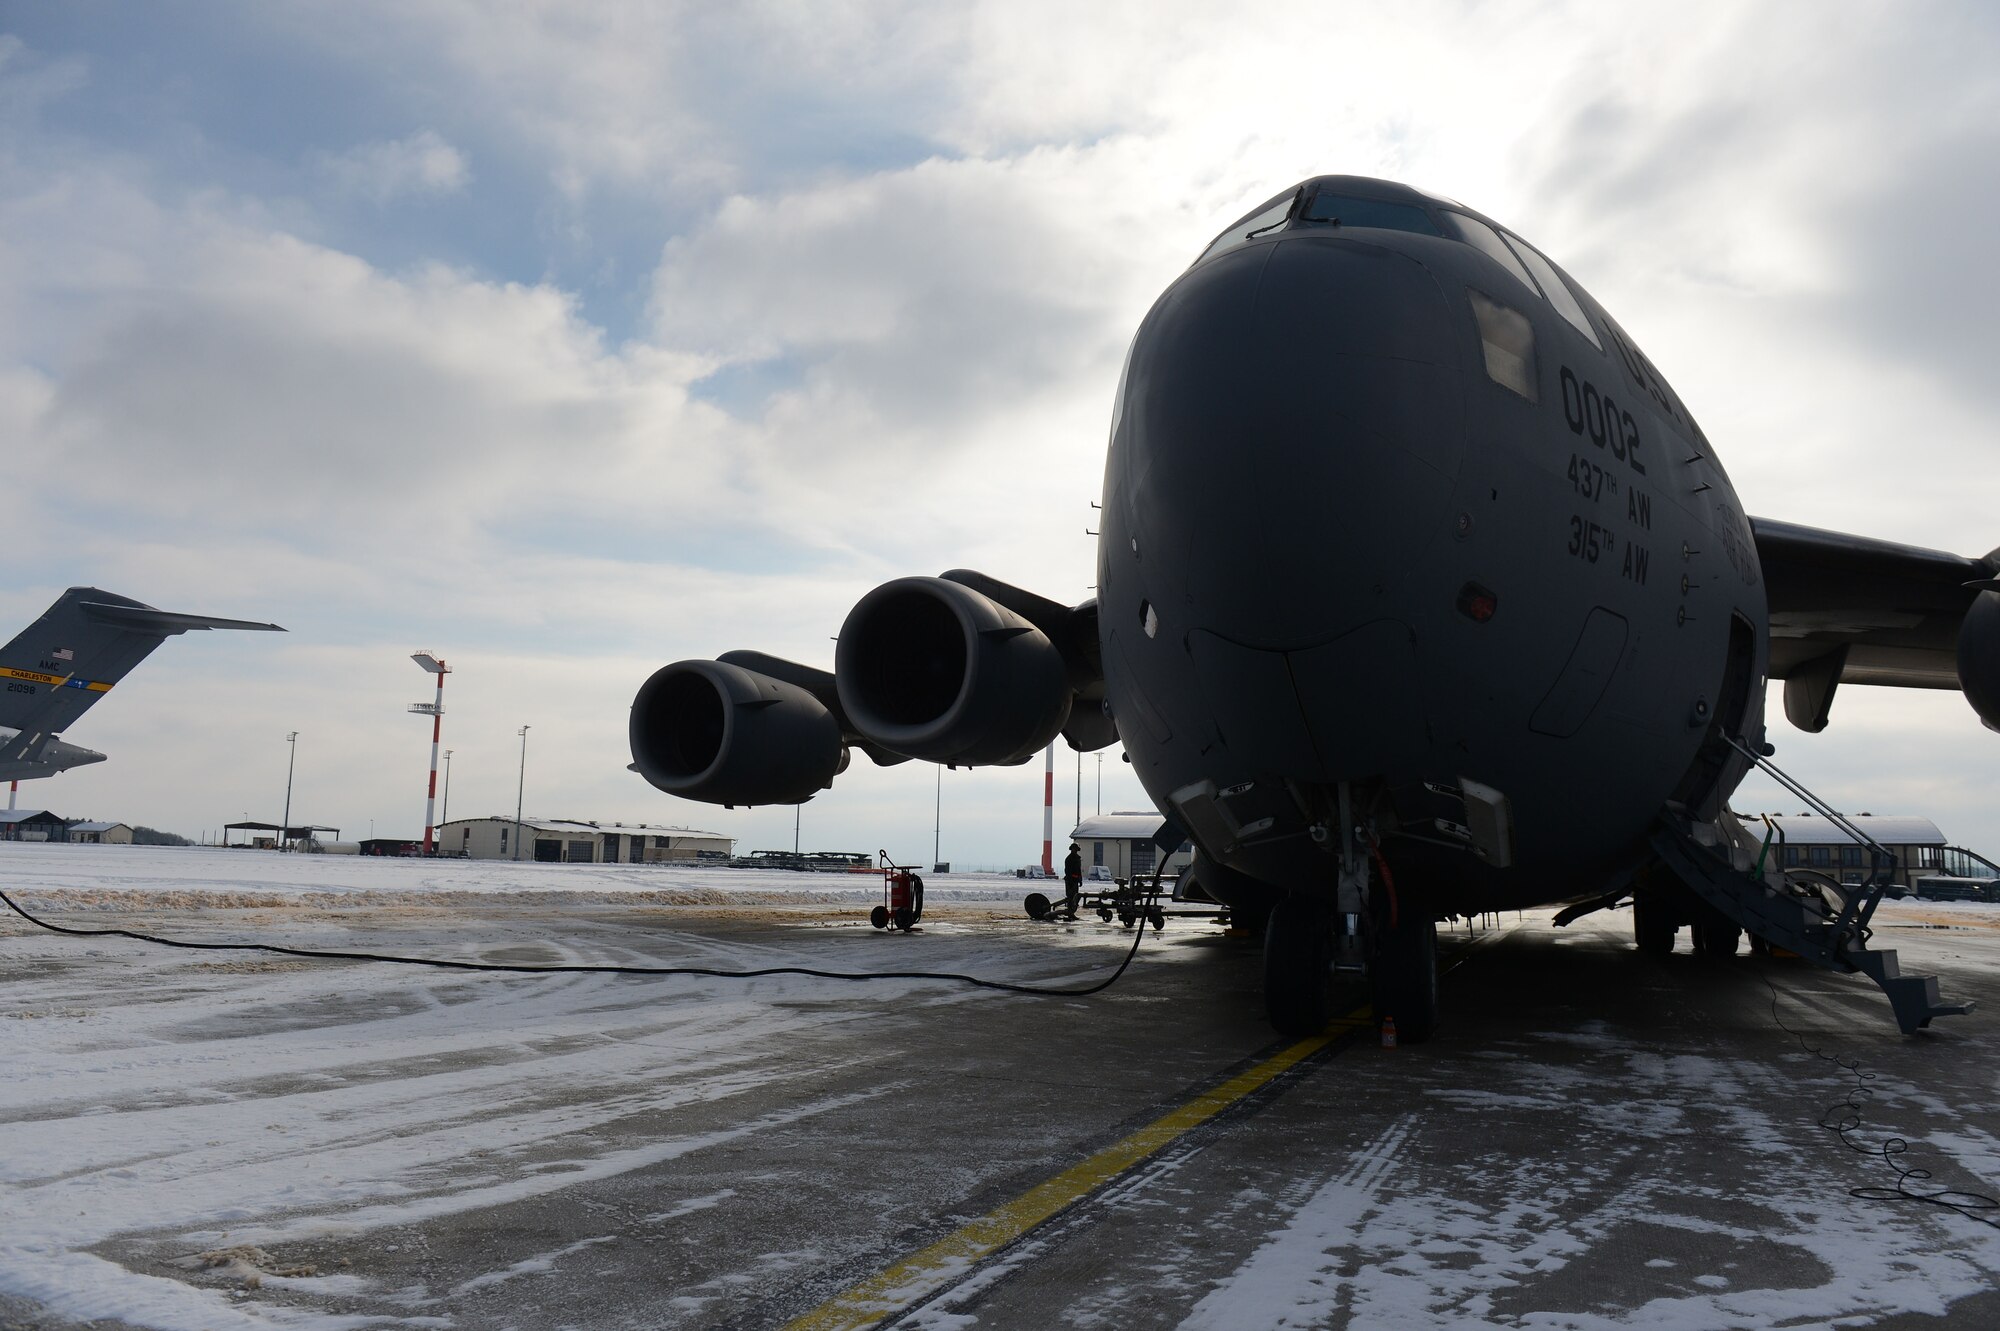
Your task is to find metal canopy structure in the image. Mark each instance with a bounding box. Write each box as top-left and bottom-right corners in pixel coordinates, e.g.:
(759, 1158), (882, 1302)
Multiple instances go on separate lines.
(223, 820), (340, 846)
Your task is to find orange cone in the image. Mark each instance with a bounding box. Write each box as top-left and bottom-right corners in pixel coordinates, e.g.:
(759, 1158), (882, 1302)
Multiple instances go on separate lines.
(1380, 1016), (1398, 1048)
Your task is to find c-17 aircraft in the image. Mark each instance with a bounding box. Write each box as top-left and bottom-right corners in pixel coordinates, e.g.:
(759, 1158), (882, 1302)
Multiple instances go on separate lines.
(1, 588), (284, 783)
(628, 176), (1998, 1041)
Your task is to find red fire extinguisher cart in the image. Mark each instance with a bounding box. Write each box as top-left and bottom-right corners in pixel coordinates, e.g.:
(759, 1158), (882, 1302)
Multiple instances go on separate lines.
(869, 850), (925, 932)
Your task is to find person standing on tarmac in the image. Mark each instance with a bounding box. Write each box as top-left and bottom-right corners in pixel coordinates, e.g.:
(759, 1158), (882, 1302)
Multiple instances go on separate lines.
(1063, 842), (1084, 920)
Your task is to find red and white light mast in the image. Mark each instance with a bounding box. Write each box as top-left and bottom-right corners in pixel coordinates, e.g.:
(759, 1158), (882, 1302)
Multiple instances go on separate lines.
(410, 653), (451, 855)
(1041, 741), (1055, 874)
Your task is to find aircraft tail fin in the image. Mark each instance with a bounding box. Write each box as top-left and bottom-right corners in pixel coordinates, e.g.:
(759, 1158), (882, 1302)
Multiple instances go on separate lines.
(0, 587), (284, 740)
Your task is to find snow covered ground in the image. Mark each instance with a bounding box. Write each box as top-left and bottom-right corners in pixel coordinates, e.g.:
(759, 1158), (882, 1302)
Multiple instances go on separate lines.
(0, 844), (1082, 1329)
(4, 842), (1999, 1329)
(0, 840), (1032, 910)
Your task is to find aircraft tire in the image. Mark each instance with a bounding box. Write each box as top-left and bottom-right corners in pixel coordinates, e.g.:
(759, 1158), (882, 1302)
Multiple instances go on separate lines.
(1633, 895), (1676, 957)
(1371, 913), (1439, 1044)
(1263, 896), (1334, 1035)
(1696, 921), (1741, 958)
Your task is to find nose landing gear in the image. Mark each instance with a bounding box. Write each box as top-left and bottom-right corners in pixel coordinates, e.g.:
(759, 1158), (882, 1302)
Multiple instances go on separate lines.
(1259, 803), (1441, 1041)
(1264, 896), (1336, 1035)
(1370, 908), (1439, 1043)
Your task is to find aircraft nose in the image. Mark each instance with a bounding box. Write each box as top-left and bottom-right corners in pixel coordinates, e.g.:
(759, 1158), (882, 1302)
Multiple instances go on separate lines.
(1117, 235), (1466, 650)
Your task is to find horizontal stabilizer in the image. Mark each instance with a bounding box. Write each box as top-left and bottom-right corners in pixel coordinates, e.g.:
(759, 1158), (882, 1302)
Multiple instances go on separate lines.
(77, 601), (285, 635)
(0, 729), (107, 780)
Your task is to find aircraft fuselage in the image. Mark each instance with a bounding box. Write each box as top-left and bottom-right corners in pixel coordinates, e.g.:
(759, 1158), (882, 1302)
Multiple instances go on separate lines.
(1097, 176), (1769, 915)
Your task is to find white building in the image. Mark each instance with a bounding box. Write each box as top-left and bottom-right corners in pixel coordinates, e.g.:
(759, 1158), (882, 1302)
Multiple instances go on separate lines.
(436, 816), (733, 865)
(1070, 813), (1195, 882)
(67, 821), (134, 845)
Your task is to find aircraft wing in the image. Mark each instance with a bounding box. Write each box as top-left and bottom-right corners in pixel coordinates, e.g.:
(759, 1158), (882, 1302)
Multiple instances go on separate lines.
(0, 586), (285, 746)
(1751, 517), (1999, 730)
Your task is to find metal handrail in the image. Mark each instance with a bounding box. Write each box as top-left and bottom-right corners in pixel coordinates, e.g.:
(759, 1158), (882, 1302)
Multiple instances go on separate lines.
(1724, 736), (1897, 944)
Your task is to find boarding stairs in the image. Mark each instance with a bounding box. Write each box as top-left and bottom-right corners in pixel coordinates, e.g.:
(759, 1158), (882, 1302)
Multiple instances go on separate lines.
(1649, 737), (1972, 1034)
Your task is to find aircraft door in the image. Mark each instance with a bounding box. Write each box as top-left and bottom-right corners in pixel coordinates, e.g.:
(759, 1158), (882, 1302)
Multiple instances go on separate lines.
(1669, 613), (1757, 820)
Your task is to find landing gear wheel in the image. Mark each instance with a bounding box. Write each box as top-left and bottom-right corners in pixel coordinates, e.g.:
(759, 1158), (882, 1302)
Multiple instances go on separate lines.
(1024, 892), (1051, 921)
(869, 905), (890, 930)
(1696, 921), (1742, 957)
(1748, 933), (1771, 957)
(1371, 913), (1439, 1044)
(1633, 894), (1676, 957)
(1264, 896), (1335, 1036)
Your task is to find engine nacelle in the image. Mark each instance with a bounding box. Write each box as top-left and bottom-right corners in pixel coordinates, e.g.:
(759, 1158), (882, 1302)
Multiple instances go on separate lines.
(630, 659), (844, 806)
(1959, 587), (2000, 732)
(836, 576), (1072, 765)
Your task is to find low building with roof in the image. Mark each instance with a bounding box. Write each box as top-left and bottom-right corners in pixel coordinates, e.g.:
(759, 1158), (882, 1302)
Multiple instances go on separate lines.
(1755, 813), (1949, 890)
(0, 809), (67, 842)
(436, 816), (734, 864)
(1070, 812), (1196, 882)
(66, 821), (133, 845)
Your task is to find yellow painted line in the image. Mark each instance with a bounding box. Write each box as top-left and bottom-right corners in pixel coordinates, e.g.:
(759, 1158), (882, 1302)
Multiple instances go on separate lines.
(785, 927), (1511, 1330)
(782, 1009), (1365, 1331)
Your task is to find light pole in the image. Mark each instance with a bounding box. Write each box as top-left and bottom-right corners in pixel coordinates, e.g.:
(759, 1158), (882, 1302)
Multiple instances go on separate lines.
(933, 764), (942, 871)
(410, 653), (451, 855)
(514, 725), (530, 861)
(440, 748), (454, 838)
(281, 731), (298, 851)
(1096, 752), (1104, 814)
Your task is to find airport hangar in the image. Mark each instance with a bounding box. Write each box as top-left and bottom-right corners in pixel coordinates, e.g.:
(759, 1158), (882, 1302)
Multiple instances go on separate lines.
(437, 816), (733, 865)
(1071, 813), (1197, 880)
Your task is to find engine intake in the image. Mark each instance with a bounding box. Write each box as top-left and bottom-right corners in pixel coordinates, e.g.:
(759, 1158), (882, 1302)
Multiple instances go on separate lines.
(836, 576), (1072, 765)
(1959, 586), (2000, 732)
(630, 659), (844, 806)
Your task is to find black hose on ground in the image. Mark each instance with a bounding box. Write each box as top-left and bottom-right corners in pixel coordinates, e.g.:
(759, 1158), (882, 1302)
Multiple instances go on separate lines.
(1762, 972), (1998, 1229)
(0, 880), (1160, 1000)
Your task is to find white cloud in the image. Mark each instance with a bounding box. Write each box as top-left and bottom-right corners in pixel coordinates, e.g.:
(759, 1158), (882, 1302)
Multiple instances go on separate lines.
(316, 129), (470, 201)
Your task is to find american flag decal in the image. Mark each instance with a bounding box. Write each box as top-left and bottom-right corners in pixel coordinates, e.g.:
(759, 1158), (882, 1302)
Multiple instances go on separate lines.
(52, 647), (74, 661)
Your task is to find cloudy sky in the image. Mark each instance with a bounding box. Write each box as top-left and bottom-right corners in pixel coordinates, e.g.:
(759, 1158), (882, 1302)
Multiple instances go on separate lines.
(3, 1), (1996, 866)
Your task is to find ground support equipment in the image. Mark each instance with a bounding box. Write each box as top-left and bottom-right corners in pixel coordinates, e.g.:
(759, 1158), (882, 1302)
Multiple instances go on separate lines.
(869, 850), (925, 932)
(1649, 741), (1971, 1034)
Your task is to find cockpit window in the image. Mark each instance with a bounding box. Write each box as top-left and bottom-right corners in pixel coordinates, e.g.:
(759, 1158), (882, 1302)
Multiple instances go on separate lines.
(1191, 189), (1299, 267)
(1442, 213), (1541, 298)
(1500, 233), (1603, 351)
(1296, 191), (1443, 236)
(1468, 289), (1537, 402)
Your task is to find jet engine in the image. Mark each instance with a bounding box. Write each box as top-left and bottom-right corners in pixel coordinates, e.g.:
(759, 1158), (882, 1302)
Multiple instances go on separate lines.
(835, 575), (1072, 765)
(630, 658), (845, 806)
(1959, 585), (2000, 732)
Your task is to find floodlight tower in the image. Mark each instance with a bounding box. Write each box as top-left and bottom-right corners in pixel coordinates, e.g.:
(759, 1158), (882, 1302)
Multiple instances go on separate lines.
(440, 748), (454, 833)
(410, 653), (451, 855)
(281, 731), (299, 851)
(514, 725), (530, 861)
